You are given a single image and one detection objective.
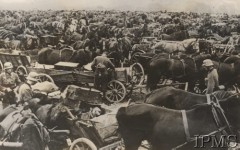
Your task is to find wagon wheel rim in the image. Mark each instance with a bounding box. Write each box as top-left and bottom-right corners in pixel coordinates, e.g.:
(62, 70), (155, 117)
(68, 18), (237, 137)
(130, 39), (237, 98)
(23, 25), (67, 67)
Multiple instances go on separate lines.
(105, 80), (126, 103)
(72, 142), (91, 150)
(16, 66), (28, 82)
(69, 138), (97, 150)
(38, 73), (54, 83)
(130, 63), (145, 85)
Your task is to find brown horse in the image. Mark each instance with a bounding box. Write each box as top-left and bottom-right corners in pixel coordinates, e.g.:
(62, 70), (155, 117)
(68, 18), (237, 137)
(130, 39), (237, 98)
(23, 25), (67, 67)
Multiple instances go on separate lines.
(38, 47), (92, 66)
(146, 54), (238, 92)
(117, 96), (240, 150)
(0, 107), (50, 150)
(151, 38), (198, 54)
(159, 30), (190, 41)
(145, 86), (234, 109)
(146, 54), (212, 91)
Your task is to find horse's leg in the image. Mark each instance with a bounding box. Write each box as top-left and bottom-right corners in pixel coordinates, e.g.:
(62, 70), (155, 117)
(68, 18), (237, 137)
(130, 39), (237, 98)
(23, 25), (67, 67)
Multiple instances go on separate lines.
(147, 70), (161, 91)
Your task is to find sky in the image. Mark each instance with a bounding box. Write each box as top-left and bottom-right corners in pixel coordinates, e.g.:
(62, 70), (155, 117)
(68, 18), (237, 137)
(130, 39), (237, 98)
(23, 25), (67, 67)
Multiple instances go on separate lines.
(0, 0), (240, 14)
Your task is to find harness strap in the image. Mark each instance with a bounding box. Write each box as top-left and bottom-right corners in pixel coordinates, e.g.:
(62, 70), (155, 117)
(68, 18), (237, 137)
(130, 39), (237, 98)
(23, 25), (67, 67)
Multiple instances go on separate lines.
(206, 94), (211, 104)
(180, 59), (186, 76)
(181, 110), (191, 142)
(59, 49), (63, 61)
(172, 126), (227, 150)
(192, 58), (198, 73)
(212, 95), (234, 135)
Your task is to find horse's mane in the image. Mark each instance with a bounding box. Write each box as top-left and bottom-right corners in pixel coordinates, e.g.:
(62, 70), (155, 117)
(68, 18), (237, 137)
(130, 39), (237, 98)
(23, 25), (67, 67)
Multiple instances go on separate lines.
(189, 95), (240, 111)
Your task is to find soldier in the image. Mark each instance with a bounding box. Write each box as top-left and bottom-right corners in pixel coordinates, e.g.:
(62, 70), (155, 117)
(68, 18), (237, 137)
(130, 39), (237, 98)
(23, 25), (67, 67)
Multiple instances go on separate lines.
(91, 52), (115, 97)
(0, 62), (21, 108)
(202, 59), (219, 94)
(17, 72), (39, 105)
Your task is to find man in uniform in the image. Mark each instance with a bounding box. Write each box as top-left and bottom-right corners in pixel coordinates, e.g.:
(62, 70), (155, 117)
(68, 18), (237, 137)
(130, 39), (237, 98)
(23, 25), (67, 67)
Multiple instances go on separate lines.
(91, 52), (115, 97)
(202, 59), (219, 94)
(17, 72), (39, 105)
(0, 62), (21, 108)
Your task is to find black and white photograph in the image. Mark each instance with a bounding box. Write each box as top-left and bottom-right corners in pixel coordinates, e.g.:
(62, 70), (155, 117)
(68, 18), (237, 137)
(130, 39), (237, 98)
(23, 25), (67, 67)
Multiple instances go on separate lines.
(0, 0), (240, 149)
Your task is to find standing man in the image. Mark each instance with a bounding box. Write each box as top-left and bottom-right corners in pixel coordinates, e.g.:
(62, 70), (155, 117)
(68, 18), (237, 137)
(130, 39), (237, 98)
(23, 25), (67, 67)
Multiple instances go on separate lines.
(0, 62), (21, 108)
(91, 52), (115, 97)
(202, 59), (219, 94)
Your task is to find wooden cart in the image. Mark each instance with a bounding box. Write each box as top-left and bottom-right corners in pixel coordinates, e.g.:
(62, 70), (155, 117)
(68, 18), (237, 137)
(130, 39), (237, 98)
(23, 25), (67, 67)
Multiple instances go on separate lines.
(16, 61), (145, 103)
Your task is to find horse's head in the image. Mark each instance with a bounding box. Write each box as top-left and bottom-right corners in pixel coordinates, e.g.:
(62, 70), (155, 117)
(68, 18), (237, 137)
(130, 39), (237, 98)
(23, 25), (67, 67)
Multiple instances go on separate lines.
(220, 96), (240, 135)
(183, 38), (198, 54)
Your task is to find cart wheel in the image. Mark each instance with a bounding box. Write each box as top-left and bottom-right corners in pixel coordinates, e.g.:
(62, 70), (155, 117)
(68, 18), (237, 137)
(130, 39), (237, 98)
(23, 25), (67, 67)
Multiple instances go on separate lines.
(105, 80), (127, 103)
(130, 63), (145, 85)
(69, 138), (97, 150)
(130, 51), (145, 64)
(16, 65), (28, 82)
(38, 73), (54, 83)
(0, 60), (3, 72)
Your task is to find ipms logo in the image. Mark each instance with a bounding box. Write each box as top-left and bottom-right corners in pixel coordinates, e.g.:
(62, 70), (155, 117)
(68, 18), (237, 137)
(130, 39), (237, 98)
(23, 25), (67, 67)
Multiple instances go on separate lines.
(194, 135), (238, 148)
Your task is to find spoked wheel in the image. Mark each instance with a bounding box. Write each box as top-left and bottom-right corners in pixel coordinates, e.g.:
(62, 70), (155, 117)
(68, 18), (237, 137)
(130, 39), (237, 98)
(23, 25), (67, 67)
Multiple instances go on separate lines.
(16, 65), (28, 82)
(105, 80), (127, 103)
(69, 138), (97, 150)
(37, 73), (54, 83)
(130, 63), (145, 86)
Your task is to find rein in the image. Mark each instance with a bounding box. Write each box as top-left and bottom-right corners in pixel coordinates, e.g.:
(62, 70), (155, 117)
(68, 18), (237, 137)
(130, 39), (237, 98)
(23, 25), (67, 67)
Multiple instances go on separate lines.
(174, 95), (234, 150)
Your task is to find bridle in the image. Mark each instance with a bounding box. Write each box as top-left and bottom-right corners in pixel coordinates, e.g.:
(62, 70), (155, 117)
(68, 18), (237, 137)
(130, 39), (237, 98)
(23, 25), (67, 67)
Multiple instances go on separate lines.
(174, 95), (236, 150)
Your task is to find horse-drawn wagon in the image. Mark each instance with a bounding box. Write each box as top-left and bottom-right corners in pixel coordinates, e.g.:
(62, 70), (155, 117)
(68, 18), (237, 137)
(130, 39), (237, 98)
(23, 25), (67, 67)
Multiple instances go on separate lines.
(13, 54), (145, 103)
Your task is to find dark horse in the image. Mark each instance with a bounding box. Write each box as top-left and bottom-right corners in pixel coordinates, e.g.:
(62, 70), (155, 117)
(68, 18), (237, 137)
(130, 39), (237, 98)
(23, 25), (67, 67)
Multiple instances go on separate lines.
(224, 56), (240, 85)
(146, 54), (212, 91)
(145, 86), (234, 109)
(159, 30), (190, 41)
(117, 96), (240, 150)
(0, 106), (50, 150)
(38, 47), (92, 66)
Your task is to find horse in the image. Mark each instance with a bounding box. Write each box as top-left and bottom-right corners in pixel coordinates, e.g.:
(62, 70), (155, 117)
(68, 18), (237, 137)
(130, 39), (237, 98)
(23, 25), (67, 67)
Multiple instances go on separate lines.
(151, 38), (198, 54)
(223, 56), (240, 85)
(159, 30), (190, 41)
(0, 107), (50, 150)
(145, 86), (235, 110)
(117, 96), (240, 150)
(146, 54), (212, 91)
(38, 47), (92, 66)
(108, 37), (132, 66)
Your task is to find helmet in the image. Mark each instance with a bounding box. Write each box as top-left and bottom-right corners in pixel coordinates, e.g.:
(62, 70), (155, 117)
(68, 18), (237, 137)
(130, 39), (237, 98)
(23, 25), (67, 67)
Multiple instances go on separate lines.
(26, 72), (39, 82)
(202, 59), (214, 67)
(4, 62), (13, 70)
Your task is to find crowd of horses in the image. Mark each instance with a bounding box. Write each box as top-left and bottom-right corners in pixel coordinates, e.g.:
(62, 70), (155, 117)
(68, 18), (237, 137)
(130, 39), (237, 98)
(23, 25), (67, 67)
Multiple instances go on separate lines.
(117, 87), (240, 150)
(0, 9), (240, 150)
